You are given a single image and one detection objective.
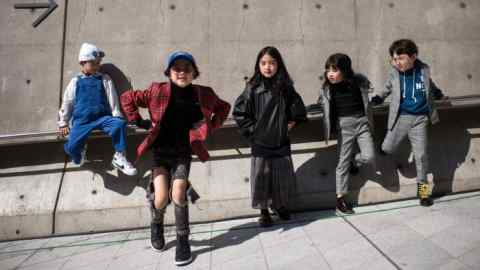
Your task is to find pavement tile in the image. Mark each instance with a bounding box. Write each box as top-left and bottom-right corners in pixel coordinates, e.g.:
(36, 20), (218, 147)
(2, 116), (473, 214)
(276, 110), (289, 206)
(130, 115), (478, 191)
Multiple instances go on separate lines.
(403, 209), (460, 238)
(258, 223), (308, 249)
(458, 246), (480, 269)
(0, 238), (49, 270)
(323, 237), (384, 270)
(303, 217), (361, 253)
(386, 238), (453, 270)
(211, 252), (266, 270)
(437, 259), (473, 270)
(345, 211), (405, 236)
(262, 236), (320, 269)
(105, 244), (161, 270)
(2, 193), (480, 270)
(268, 252), (330, 270)
(61, 243), (122, 270)
(368, 224), (424, 252)
(210, 227), (261, 266)
(429, 220), (480, 258)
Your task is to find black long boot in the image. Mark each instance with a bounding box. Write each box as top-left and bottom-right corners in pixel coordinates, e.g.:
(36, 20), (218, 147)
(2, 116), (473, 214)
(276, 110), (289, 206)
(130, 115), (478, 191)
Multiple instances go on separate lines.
(150, 204), (166, 252)
(174, 203), (192, 266)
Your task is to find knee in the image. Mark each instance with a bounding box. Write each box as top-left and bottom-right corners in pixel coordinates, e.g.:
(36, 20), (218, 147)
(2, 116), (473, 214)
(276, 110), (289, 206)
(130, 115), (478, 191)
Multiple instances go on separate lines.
(154, 195), (169, 210)
(381, 145), (393, 155)
(363, 153), (375, 165)
(171, 188), (187, 206)
(111, 118), (127, 132)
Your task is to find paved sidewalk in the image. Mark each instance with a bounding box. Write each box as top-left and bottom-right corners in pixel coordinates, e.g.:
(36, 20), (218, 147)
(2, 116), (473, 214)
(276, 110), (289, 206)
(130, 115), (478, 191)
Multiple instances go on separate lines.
(1, 192), (480, 270)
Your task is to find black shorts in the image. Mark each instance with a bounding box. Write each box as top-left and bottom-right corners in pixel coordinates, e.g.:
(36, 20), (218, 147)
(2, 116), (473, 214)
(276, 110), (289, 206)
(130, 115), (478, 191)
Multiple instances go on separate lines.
(152, 154), (191, 181)
(148, 152), (192, 203)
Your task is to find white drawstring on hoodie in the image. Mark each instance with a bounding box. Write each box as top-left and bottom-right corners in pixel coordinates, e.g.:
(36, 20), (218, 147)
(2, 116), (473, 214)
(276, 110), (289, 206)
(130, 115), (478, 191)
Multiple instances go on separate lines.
(402, 68), (417, 103)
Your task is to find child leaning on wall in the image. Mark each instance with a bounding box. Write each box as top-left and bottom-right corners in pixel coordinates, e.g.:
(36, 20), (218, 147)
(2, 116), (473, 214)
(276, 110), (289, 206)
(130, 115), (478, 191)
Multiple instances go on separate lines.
(319, 53), (376, 214)
(371, 39), (447, 207)
(233, 46), (307, 227)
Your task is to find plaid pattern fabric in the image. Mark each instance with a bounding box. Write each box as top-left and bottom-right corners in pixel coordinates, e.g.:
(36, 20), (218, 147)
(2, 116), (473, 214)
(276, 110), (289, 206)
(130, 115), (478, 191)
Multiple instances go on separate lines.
(250, 156), (296, 209)
(121, 82), (231, 162)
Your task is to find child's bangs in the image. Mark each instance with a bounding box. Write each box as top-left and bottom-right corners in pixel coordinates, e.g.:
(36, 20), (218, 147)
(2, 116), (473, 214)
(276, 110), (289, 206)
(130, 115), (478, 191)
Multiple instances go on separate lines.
(325, 63), (338, 71)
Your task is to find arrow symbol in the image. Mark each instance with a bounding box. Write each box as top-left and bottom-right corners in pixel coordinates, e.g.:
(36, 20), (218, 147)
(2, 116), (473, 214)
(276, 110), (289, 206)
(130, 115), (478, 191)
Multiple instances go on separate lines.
(14, 0), (58, 28)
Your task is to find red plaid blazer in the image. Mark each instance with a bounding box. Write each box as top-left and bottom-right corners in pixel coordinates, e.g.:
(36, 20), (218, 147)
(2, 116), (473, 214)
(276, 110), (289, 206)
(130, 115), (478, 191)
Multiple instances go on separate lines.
(120, 82), (231, 162)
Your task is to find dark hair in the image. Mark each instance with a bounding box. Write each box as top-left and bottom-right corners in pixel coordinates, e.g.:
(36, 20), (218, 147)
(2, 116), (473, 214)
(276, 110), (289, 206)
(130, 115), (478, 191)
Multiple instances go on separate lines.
(322, 53), (355, 89)
(248, 46), (293, 90)
(389, 39), (418, 57)
(164, 60), (200, 79)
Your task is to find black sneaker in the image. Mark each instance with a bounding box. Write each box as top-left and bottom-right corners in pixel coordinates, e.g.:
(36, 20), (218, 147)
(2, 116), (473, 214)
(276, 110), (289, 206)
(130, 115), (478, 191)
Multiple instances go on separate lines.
(175, 234), (192, 266)
(420, 197), (434, 207)
(258, 210), (273, 227)
(150, 222), (165, 252)
(273, 207), (291, 220)
(349, 162), (359, 175)
(336, 197), (355, 214)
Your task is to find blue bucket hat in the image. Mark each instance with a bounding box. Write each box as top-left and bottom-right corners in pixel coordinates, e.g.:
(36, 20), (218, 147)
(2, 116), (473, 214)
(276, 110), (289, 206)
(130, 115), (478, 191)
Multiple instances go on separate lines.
(164, 50), (199, 78)
(165, 51), (196, 70)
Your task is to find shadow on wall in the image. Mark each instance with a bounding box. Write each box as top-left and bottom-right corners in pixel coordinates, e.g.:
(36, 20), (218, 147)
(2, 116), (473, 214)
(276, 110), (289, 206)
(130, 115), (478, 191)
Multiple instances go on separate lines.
(371, 109), (474, 198)
(100, 63), (133, 95)
(293, 107), (479, 208)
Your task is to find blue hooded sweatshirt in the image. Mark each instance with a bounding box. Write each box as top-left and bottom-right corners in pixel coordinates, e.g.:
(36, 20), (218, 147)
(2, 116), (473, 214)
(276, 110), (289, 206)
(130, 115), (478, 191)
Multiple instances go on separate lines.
(399, 61), (428, 115)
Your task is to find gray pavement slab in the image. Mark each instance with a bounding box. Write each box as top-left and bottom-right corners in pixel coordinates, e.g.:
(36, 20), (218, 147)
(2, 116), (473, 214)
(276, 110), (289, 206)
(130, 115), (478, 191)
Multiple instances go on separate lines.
(1, 192), (480, 270)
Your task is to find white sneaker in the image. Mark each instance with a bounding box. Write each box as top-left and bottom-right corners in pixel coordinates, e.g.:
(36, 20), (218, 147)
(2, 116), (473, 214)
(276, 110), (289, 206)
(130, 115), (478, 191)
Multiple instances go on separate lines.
(112, 152), (137, 176)
(73, 146), (87, 166)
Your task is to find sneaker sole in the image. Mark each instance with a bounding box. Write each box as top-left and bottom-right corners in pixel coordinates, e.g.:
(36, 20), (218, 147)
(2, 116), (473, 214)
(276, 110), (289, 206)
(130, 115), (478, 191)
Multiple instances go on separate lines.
(175, 256), (193, 266)
(150, 242), (165, 252)
(336, 209), (355, 215)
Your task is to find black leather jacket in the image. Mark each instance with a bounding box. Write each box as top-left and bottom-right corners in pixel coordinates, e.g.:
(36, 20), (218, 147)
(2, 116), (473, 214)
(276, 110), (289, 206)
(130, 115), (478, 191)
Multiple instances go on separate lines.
(233, 82), (307, 148)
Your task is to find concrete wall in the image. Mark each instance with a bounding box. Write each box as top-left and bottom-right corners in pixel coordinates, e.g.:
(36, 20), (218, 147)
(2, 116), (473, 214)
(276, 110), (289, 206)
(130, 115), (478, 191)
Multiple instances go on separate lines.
(1, 106), (480, 240)
(1, 0), (480, 240)
(1, 0), (479, 135)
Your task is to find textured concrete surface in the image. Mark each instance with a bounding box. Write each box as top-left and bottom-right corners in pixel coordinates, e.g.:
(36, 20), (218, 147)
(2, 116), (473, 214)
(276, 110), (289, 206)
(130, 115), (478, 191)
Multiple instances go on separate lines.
(1, 107), (480, 240)
(0, 143), (65, 240)
(1, 192), (479, 270)
(0, 0), (65, 135)
(1, 0), (480, 136)
(1, 0), (480, 240)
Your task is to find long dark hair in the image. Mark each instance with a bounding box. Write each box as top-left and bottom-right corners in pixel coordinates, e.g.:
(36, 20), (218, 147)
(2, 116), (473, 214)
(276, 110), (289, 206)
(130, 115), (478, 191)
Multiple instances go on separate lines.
(248, 46), (293, 90)
(322, 53), (355, 89)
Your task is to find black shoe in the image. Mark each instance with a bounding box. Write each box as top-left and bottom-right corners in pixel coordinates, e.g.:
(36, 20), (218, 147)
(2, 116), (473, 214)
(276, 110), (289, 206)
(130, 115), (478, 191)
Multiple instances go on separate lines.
(175, 234), (192, 266)
(349, 162), (359, 175)
(273, 207), (291, 220)
(420, 197), (434, 207)
(258, 210), (273, 227)
(336, 197), (355, 214)
(150, 222), (165, 252)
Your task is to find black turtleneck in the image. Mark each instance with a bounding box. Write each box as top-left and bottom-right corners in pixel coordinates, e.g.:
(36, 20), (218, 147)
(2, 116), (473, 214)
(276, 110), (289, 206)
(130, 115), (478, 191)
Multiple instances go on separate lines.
(153, 83), (204, 157)
(331, 81), (364, 118)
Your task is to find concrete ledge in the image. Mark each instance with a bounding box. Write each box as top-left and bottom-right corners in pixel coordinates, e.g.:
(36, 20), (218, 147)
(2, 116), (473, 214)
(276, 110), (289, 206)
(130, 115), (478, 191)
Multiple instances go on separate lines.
(1, 107), (480, 240)
(0, 164), (64, 241)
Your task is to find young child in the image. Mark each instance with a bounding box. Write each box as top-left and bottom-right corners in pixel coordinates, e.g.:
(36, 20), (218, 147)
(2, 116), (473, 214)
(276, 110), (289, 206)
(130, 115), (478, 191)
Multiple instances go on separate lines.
(371, 39), (445, 206)
(319, 53), (375, 214)
(58, 43), (137, 176)
(120, 51), (230, 266)
(233, 46), (307, 227)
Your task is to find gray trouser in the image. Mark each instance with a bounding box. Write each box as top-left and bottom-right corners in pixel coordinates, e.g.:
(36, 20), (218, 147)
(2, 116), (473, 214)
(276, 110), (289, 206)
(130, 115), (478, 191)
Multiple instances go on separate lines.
(336, 116), (376, 195)
(382, 114), (428, 183)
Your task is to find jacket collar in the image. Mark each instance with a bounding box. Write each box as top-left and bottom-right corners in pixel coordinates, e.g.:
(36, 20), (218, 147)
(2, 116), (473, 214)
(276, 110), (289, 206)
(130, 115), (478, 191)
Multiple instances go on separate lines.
(77, 72), (102, 79)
